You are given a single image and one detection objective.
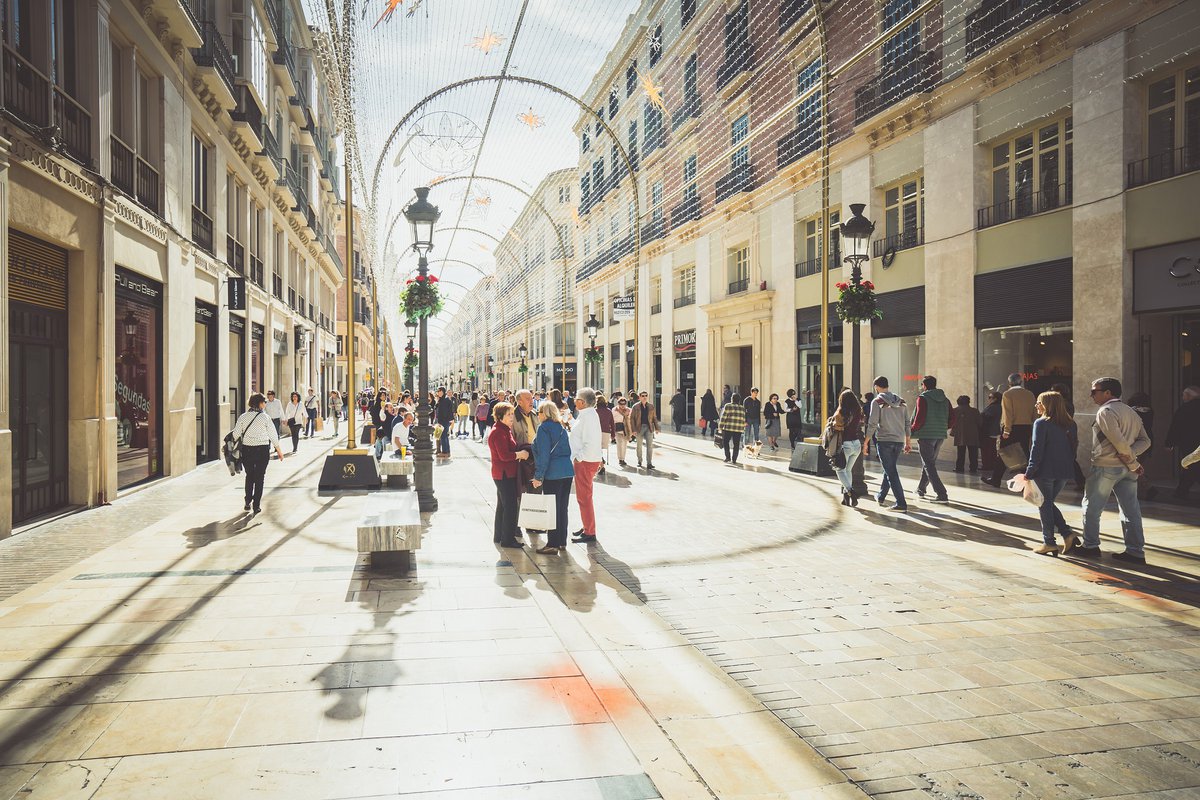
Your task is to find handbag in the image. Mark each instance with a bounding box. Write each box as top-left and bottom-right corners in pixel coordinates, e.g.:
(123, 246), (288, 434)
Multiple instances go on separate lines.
(831, 448), (847, 469)
(998, 440), (1027, 470)
(518, 491), (555, 530)
(714, 431), (724, 449)
(224, 411), (262, 468)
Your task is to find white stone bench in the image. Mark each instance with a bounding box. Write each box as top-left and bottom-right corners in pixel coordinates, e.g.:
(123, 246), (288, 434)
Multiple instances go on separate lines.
(376, 456), (415, 488)
(357, 491), (422, 569)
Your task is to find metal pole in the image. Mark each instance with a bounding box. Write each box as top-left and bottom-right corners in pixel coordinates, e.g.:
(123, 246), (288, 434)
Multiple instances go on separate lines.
(344, 165), (356, 450)
(816, 3), (831, 432)
(414, 254), (437, 512)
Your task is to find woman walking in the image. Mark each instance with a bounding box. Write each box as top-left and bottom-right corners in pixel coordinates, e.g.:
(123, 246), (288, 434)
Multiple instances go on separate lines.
(764, 393), (784, 452)
(700, 389), (718, 438)
(719, 393), (747, 464)
(785, 389), (803, 450)
(229, 393), (285, 514)
(531, 402), (574, 555)
(1052, 382), (1087, 491)
(475, 393), (492, 440)
(596, 394), (614, 475)
(283, 391), (305, 454)
(327, 389), (342, 439)
(828, 389), (865, 506)
(612, 395), (632, 466)
(951, 395), (982, 473)
(1026, 391), (1079, 555)
(487, 402), (528, 548)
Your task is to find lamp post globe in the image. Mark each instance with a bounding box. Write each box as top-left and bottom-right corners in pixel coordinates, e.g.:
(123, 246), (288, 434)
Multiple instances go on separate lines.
(518, 342), (528, 360)
(838, 202), (874, 399)
(402, 187), (442, 512)
(585, 313), (600, 339)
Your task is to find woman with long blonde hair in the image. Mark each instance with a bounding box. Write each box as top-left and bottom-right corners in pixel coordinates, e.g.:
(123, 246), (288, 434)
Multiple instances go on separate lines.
(1025, 391), (1079, 555)
(827, 389), (865, 506)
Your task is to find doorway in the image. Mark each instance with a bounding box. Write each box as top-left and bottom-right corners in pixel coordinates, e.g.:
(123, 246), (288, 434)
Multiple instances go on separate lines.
(195, 302), (218, 463)
(9, 302), (69, 524)
(738, 346), (753, 396)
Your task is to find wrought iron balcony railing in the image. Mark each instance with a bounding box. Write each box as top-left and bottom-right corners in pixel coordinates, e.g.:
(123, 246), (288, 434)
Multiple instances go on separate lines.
(1127, 145), (1200, 190)
(673, 294), (695, 309)
(872, 227), (924, 257)
(192, 206), (214, 253)
(977, 182), (1072, 229)
(715, 162), (756, 204)
(192, 21), (236, 98)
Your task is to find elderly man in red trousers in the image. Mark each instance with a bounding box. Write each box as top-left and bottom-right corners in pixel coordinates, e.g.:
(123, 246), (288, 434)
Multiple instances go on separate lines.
(569, 387), (603, 544)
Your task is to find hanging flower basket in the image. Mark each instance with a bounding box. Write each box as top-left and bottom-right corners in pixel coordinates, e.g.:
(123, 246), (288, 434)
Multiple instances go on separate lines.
(835, 280), (883, 324)
(487, 371), (495, 380)
(403, 352), (419, 371)
(584, 345), (604, 364)
(401, 275), (443, 320)
(518, 364), (529, 374)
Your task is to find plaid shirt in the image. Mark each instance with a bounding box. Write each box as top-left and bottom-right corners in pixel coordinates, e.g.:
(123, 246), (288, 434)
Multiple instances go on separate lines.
(718, 403), (746, 434)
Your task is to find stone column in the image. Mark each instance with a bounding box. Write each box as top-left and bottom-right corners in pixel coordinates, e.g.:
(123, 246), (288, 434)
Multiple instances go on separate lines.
(1072, 32), (1134, 434)
(0, 137), (11, 537)
(922, 104), (980, 401)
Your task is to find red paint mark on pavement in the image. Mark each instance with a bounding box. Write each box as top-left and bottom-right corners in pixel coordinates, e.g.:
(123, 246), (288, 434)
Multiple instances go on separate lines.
(630, 502), (656, 512)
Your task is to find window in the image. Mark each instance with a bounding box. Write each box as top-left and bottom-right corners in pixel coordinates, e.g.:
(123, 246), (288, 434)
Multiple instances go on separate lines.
(795, 211), (839, 276)
(609, 89), (619, 120)
(581, 173), (591, 201)
(592, 159), (605, 193)
(882, 0), (920, 65)
(554, 323), (576, 357)
(626, 61), (638, 97)
(651, 180), (664, 226)
(797, 59), (820, 130)
(582, 129), (591, 153)
(1138, 67), (1200, 186)
(683, 154), (698, 202)
(651, 277), (662, 310)
(649, 25), (663, 67)
(985, 117), (1072, 227)
(558, 186), (571, 203)
(628, 120), (639, 164)
(675, 265), (696, 307)
(881, 175), (924, 253)
(643, 102), (664, 154)
(684, 53), (698, 103)
(682, 0), (697, 29)
(728, 245), (749, 293)
(731, 113), (749, 170)
(192, 134), (210, 211)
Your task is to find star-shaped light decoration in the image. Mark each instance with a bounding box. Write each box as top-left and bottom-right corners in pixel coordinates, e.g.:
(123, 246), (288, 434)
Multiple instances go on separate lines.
(406, 0), (423, 17)
(429, 174), (447, 186)
(472, 194), (492, 207)
(517, 107), (544, 131)
(508, 230), (524, 244)
(469, 27), (505, 55)
(649, 30), (662, 57)
(373, 0), (404, 28)
(639, 69), (667, 113)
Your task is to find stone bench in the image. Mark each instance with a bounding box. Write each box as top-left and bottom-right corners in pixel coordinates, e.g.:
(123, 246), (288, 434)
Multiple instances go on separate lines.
(377, 456), (415, 488)
(357, 490), (422, 569)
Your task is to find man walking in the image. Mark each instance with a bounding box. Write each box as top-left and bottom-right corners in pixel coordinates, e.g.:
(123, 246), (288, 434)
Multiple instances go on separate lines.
(570, 388), (604, 544)
(743, 387), (762, 445)
(434, 387), (455, 456)
(630, 391), (661, 470)
(1165, 386), (1200, 501)
(669, 388), (687, 433)
(864, 376), (912, 512)
(1076, 377), (1151, 563)
(985, 372), (1036, 487)
(303, 388), (320, 438)
(910, 375), (954, 503)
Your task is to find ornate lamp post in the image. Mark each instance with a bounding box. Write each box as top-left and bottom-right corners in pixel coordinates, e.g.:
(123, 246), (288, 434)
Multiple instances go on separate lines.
(468, 362), (476, 391)
(403, 187), (442, 512)
(838, 203), (875, 396)
(518, 342), (528, 387)
(585, 312), (600, 387)
(404, 318), (418, 393)
(487, 354), (495, 391)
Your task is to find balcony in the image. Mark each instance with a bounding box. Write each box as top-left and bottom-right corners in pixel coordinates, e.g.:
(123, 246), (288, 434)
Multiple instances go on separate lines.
(854, 49), (938, 126)
(250, 254), (265, 287)
(715, 162), (756, 204)
(232, 85), (265, 151)
(795, 250), (841, 278)
(192, 206), (214, 254)
(642, 217), (665, 244)
(779, 0), (814, 35)
(1127, 145), (1200, 190)
(277, 159), (301, 206)
(111, 137), (135, 197)
(777, 121), (819, 170)
(673, 294), (695, 309)
(258, 126), (281, 180)
(670, 194), (701, 231)
(977, 182), (1072, 229)
(227, 236), (246, 274)
(272, 273), (284, 300)
(966, 0), (1069, 63)
(671, 94), (701, 133)
(1, 44), (92, 164)
(263, 0), (282, 41)
(872, 227), (924, 257)
(728, 277), (749, 295)
(650, 302), (662, 315)
(717, 49), (755, 94)
(272, 37), (298, 95)
(192, 22), (237, 106)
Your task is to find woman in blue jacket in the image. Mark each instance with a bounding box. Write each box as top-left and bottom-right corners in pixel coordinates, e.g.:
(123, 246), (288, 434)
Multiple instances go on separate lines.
(530, 401), (575, 554)
(1025, 391), (1079, 555)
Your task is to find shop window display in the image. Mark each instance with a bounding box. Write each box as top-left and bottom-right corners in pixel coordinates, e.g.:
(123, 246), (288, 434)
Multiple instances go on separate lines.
(978, 323), (1072, 402)
(115, 295), (162, 488)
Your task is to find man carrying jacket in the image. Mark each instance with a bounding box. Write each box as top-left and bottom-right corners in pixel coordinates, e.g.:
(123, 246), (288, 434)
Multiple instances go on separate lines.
(864, 376), (912, 512)
(910, 375), (955, 503)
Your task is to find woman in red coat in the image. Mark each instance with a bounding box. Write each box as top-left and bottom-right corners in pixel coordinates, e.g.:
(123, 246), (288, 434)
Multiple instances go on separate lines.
(488, 402), (528, 548)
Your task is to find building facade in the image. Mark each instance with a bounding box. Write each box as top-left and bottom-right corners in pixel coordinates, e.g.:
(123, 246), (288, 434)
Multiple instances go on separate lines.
(1, 0), (348, 536)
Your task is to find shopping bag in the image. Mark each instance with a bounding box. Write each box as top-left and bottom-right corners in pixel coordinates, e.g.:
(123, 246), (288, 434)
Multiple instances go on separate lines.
(517, 492), (555, 530)
(314, 415), (324, 432)
(714, 431), (724, 449)
(1022, 477), (1044, 507)
(997, 440), (1027, 470)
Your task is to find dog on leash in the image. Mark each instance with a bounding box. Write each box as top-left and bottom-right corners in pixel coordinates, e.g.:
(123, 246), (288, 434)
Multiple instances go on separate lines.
(742, 439), (763, 459)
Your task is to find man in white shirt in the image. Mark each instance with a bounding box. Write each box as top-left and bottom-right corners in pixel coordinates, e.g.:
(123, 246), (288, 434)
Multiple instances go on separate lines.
(569, 387), (604, 544)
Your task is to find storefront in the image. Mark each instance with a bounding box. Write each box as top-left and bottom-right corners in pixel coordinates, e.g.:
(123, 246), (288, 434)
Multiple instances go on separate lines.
(1133, 238), (1200, 481)
(552, 362), (577, 394)
(194, 301), (218, 462)
(115, 267), (163, 489)
(229, 314), (246, 426)
(9, 231), (70, 523)
(796, 304), (841, 432)
(975, 260), (1073, 402)
(674, 329), (697, 423)
(251, 322), (265, 393)
(272, 326), (288, 393)
(872, 287), (926, 406)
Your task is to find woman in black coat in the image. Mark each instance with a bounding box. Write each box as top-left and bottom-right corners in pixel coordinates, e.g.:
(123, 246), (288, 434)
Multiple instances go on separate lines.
(784, 389), (804, 450)
(700, 390), (719, 438)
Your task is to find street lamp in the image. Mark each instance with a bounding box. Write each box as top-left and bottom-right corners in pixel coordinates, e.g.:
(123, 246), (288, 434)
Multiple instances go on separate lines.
(585, 313), (600, 385)
(839, 203), (875, 396)
(403, 186), (442, 512)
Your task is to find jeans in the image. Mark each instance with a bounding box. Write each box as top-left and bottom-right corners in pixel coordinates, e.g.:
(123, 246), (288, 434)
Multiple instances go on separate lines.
(330, 412), (340, 438)
(241, 445), (270, 511)
(438, 424), (451, 454)
(289, 421), (301, 452)
(374, 433), (386, 460)
(636, 428), (655, 464)
(955, 445), (979, 472)
(723, 431), (743, 463)
(875, 441), (906, 508)
(305, 408), (317, 437)
(1033, 477), (1070, 545)
(916, 438), (948, 499)
(477, 419), (488, 439)
(833, 440), (861, 493)
(493, 477), (520, 544)
(542, 476), (573, 547)
(574, 461), (602, 535)
(744, 421), (761, 443)
(1082, 466), (1144, 555)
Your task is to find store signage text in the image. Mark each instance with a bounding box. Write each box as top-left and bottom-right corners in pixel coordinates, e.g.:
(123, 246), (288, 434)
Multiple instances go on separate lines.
(673, 329), (696, 353)
(116, 270), (161, 301)
(612, 295), (635, 320)
(116, 378), (152, 414)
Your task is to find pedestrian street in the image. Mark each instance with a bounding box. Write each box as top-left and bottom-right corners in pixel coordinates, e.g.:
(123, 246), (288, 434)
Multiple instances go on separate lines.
(1, 433), (1199, 799)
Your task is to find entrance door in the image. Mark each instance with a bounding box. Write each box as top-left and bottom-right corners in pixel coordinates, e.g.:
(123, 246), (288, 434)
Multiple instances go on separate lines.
(799, 349), (843, 431)
(738, 346), (753, 395)
(194, 314), (218, 463)
(10, 302), (69, 523)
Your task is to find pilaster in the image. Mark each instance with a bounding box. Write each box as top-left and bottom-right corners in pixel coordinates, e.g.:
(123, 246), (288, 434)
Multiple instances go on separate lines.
(767, 196), (796, 394)
(0, 137), (11, 537)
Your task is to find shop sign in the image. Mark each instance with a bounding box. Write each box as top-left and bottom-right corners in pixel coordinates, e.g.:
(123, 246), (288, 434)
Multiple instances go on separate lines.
(116, 267), (162, 304)
(272, 327), (289, 355)
(251, 322), (265, 339)
(229, 315), (246, 335)
(673, 328), (697, 354)
(227, 277), (246, 311)
(612, 295), (635, 320)
(651, 335), (662, 356)
(195, 301), (215, 324)
(1133, 239), (1200, 313)
(9, 231), (68, 310)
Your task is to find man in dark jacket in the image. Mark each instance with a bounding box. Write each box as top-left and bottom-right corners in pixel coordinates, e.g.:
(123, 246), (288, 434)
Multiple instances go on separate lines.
(910, 375), (955, 503)
(669, 389), (687, 433)
(1166, 386), (1200, 500)
(629, 391), (661, 469)
(434, 387), (455, 456)
(743, 388), (763, 444)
